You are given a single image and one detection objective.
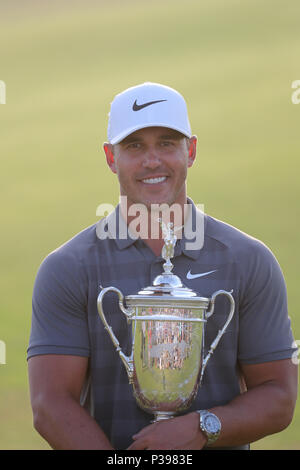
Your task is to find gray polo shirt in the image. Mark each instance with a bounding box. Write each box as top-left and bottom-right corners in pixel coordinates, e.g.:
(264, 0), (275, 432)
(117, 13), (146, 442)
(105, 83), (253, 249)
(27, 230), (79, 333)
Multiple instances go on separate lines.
(27, 200), (295, 450)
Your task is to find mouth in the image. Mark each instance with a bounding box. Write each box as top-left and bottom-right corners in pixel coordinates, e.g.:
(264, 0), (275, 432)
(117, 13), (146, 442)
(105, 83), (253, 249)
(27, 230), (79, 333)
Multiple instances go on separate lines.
(141, 176), (168, 185)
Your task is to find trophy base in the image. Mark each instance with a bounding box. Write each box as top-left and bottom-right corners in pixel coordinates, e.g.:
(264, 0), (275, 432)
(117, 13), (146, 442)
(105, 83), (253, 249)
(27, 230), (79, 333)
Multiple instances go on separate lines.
(152, 411), (175, 422)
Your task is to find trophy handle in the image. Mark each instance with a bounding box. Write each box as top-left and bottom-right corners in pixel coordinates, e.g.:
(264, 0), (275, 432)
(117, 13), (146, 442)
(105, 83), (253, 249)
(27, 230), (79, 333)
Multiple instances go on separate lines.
(97, 287), (134, 383)
(200, 290), (235, 384)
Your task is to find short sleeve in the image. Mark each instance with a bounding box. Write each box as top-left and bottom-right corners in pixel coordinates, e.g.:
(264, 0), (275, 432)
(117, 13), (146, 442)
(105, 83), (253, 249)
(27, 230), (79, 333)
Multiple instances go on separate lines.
(27, 248), (90, 360)
(237, 242), (296, 364)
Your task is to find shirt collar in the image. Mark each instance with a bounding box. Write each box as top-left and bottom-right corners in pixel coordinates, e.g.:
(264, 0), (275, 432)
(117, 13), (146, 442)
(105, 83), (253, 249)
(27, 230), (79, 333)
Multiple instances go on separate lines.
(106, 205), (138, 250)
(103, 198), (206, 258)
(180, 197), (206, 260)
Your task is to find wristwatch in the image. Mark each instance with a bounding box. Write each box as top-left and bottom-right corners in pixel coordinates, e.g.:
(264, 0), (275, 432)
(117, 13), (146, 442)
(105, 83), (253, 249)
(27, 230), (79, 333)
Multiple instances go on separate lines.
(197, 410), (221, 446)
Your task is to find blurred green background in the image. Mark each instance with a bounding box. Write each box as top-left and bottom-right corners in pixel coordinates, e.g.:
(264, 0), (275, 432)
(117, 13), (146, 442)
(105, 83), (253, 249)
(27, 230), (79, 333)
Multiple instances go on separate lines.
(0, 0), (299, 450)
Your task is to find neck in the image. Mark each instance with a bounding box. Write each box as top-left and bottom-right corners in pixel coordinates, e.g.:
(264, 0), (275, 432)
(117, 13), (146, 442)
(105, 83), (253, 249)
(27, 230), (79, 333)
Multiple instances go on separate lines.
(119, 196), (189, 257)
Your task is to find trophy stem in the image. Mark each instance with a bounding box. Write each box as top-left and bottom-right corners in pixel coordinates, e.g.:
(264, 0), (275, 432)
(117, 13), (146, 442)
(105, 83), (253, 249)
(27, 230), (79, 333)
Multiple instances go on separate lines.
(152, 411), (175, 423)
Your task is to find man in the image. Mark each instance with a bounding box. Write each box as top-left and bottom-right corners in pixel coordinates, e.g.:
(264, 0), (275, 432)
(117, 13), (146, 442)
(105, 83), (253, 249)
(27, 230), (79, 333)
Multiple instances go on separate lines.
(27, 82), (298, 450)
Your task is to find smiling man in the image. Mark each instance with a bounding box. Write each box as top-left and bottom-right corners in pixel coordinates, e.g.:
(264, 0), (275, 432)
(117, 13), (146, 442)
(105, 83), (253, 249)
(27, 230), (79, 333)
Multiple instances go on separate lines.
(27, 82), (297, 450)
(103, 125), (197, 255)
(105, 126), (195, 208)
(103, 83), (198, 256)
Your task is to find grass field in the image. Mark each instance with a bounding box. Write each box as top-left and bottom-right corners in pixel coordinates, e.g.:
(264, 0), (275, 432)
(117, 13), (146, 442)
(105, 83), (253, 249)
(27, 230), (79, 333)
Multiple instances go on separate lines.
(0, 0), (299, 449)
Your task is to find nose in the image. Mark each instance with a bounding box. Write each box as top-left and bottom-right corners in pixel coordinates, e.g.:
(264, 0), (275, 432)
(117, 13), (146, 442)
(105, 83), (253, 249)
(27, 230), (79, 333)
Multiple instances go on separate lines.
(142, 148), (161, 169)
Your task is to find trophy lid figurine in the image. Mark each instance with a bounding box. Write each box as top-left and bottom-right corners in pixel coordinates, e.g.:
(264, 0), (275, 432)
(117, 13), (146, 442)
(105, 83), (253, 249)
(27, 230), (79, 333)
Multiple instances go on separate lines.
(137, 220), (196, 298)
(97, 221), (235, 422)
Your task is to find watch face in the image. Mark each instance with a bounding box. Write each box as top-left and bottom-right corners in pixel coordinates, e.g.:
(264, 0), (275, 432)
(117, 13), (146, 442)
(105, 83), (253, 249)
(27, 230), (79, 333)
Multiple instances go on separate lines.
(204, 414), (220, 433)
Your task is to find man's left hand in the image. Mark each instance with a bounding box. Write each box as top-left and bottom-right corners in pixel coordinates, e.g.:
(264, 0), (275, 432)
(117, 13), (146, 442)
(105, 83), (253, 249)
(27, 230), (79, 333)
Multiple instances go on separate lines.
(127, 412), (207, 450)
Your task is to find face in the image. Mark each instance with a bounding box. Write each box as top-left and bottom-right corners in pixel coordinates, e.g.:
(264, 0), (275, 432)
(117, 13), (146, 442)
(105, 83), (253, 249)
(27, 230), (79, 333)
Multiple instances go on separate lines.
(104, 127), (197, 209)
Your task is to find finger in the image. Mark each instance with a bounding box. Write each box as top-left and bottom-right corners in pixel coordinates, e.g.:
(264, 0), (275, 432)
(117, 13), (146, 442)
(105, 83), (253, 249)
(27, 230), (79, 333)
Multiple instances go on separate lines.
(132, 423), (156, 439)
(127, 438), (148, 450)
(132, 430), (146, 440)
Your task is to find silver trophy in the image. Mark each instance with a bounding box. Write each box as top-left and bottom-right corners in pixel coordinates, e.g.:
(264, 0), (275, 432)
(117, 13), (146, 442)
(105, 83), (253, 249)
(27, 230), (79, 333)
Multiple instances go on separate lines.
(97, 222), (235, 422)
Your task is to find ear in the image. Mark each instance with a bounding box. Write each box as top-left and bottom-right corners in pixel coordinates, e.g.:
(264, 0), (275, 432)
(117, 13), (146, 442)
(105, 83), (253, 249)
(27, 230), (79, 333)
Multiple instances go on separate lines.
(103, 143), (117, 173)
(187, 136), (197, 167)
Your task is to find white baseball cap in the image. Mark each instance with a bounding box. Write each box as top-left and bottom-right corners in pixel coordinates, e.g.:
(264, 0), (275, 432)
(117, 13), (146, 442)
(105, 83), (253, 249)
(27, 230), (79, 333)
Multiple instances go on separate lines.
(107, 82), (192, 144)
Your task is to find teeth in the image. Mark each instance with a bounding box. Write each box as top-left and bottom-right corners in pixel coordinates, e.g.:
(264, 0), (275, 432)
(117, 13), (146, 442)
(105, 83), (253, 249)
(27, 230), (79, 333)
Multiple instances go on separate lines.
(142, 176), (167, 184)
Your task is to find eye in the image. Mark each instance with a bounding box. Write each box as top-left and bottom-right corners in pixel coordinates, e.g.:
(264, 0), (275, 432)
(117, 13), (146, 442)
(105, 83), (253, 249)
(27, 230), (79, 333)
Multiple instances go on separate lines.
(127, 142), (142, 150)
(160, 140), (174, 147)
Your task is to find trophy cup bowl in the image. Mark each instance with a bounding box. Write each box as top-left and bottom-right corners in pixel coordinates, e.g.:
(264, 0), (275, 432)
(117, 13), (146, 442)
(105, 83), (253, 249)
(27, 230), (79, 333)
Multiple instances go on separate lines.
(97, 223), (235, 422)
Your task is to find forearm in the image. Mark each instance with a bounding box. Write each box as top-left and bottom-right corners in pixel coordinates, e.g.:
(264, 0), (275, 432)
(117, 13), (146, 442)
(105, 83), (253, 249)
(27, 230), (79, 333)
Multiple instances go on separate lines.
(128, 360), (297, 450)
(33, 394), (113, 450)
(206, 382), (294, 448)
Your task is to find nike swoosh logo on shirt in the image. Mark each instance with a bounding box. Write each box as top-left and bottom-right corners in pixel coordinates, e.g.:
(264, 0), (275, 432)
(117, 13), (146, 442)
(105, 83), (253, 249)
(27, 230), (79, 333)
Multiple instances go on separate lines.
(132, 99), (167, 111)
(186, 269), (218, 280)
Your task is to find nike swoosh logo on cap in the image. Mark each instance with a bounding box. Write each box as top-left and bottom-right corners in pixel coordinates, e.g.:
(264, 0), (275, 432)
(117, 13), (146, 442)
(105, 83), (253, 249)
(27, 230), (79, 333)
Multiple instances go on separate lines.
(186, 269), (218, 280)
(132, 99), (167, 111)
